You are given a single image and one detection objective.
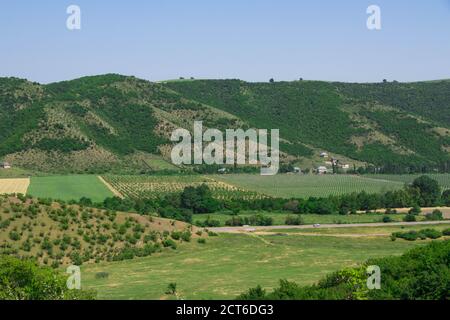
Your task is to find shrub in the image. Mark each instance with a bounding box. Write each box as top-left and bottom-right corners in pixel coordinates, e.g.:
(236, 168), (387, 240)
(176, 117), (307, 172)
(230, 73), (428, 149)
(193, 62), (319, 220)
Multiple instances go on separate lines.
(425, 210), (443, 221)
(248, 214), (273, 226)
(181, 231), (191, 242)
(225, 216), (245, 227)
(0, 256), (95, 300)
(197, 238), (206, 244)
(382, 216), (393, 223)
(443, 228), (450, 236)
(8, 231), (21, 241)
(409, 206), (421, 215)
(170, 231), (181, 241)
(162, 239), (177, 250)
(403, 213), (417, 222)
(419, 229), (442, 239)
(285, 215), (304, 226)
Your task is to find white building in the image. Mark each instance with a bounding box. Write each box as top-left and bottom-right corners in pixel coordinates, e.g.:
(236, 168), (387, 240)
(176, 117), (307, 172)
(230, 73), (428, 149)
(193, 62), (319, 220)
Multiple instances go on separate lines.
(317, 166), (328, 174)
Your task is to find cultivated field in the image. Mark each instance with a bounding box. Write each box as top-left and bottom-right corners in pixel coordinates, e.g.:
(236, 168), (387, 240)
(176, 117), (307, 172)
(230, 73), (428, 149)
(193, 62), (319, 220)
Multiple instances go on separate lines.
(0, 178), (30, 195)
(27, 175), (114, 202)
(367, 174), (450, 190)
(213, 174), (404, 198)
(103, 175), (265, 200)
(82, 228), (443, 300)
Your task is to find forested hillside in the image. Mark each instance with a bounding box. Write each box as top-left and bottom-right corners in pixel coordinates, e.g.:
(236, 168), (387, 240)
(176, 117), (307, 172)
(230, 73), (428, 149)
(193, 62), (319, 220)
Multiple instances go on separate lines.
(166, 79), (450, 171)
(1, 75), (450, 173)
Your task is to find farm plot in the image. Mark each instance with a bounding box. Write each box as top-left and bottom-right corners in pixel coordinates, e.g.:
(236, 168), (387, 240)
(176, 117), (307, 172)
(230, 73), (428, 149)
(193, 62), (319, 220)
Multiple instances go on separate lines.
(103, 175), (265, 200)
(27, 175), (114, 202)
(0, 178), (30, 195)
(213, 174), (404, 199)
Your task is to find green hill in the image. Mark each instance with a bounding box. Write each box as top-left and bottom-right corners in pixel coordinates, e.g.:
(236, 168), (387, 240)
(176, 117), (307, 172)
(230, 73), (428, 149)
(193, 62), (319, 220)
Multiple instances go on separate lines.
(1, 75), (450, 173)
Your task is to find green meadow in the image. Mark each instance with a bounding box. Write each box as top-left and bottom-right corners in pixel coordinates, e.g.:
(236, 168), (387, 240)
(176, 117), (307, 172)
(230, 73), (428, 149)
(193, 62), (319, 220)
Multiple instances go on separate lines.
(193, 212), (415, 227)
(27, 175), (114, 202)
(82, 230), (433, 300)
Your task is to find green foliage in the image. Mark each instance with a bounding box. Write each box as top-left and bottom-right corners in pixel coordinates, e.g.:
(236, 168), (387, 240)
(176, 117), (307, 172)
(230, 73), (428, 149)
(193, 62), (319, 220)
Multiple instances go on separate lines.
(411, 176), (441, 207)
(392, 229), (442, 241)
(166, 79), (450, 169)
(0, 255), (95, 300)
(425, 210), (444, 221)
(403, 213), (417, 222)
(285, 215), (304, 226)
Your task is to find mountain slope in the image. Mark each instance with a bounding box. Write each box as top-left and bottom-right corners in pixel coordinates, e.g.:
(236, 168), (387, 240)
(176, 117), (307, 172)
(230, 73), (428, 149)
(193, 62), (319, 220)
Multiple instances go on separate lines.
(1, 75), (450, 173)
(165, 79), (450, 169)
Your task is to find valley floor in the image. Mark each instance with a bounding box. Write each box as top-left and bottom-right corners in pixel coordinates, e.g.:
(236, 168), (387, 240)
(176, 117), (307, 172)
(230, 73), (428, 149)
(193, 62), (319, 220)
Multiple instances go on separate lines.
(81, 224), (449, 300)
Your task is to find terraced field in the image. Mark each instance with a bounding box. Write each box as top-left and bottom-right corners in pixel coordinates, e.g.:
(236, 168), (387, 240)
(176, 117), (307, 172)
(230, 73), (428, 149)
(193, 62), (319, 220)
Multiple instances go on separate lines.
(102, 175), (266, 200)
(213, 174), (404, 198)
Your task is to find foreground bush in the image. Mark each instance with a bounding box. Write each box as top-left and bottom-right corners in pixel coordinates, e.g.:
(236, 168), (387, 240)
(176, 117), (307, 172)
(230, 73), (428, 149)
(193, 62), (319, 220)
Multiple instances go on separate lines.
(238, 240), (450, 300)
(0, 256), (96, 300)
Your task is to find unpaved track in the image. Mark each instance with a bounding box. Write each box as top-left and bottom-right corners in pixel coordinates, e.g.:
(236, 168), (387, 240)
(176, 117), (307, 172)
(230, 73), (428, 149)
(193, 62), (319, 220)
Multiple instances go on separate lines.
(210, 220), (450, 233)
(98, 176), (124, 199)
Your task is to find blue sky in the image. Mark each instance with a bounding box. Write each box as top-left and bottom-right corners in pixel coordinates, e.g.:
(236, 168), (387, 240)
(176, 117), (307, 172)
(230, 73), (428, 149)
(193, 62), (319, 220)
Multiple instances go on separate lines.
(1, 0), (449, 83)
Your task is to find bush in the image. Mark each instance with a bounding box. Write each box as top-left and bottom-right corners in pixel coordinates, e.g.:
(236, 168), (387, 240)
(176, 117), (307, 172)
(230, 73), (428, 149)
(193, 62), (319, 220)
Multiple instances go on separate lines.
(170, 231), (181, 241)
(197, 238), (206, 244)
(403, 213), (417, 222)
(382, 216), (393, 223)
(285, 215), (304, 226)
(419, 229), (442, 239)
(162, 239), (177, 250)
(248, 214), (273, 226)
(443, 228), (450, 236)
(0, 256), (95, 300)
(425, 210), (443, 221)
(409, 206), (421, 215)
(225, 216), (245, 227)
(181, 231), (191, 242)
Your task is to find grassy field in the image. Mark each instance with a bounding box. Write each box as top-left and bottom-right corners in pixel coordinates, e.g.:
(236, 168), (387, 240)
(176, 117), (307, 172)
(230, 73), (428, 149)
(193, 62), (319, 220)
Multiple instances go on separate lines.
(193, 212), (417, 227)
(27, 175), (114, 202)
(81, 230), (435, 300)
(213, 174), (404, 198)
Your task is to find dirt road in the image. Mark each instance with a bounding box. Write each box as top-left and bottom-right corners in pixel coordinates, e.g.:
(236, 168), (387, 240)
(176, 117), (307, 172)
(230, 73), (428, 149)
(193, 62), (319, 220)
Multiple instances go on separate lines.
(210, 220), (450, 233)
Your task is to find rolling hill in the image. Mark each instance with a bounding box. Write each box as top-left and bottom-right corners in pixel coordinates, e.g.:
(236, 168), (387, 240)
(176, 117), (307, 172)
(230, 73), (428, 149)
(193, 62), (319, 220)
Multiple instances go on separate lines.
(1, 75), (450, 173)
(0, 194), (204, 267)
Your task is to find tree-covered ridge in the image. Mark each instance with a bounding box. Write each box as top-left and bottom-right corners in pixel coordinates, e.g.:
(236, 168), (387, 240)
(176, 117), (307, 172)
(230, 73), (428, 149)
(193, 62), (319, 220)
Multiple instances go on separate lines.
(1, 75), (450, 172)
(166, 79), (450, 169)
